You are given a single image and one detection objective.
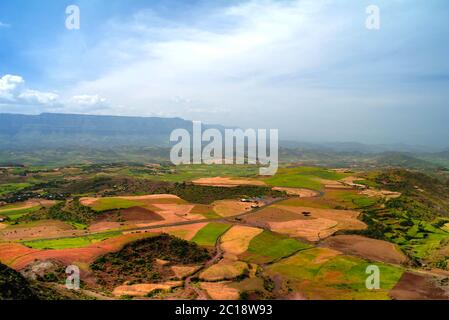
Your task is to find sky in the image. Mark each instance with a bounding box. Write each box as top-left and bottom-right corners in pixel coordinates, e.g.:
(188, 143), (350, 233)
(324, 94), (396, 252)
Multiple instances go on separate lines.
(0, 0), (448, 147)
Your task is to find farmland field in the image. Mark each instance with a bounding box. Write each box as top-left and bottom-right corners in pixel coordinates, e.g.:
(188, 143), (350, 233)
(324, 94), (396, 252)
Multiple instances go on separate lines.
(1, 163), (449, 301)
(241, 231), (312, 264)
(192, 223), (232, 247)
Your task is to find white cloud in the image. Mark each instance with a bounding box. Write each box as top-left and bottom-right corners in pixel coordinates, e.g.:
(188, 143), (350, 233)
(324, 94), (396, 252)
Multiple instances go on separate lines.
(0, 74), (59, 108)
(18, 90), (59, 105)
(62, 0), (335, 121)
(15, 0), (449, 145)
(70, 94), (107, 106)
(0, 75), (24, 101)
(0, 21), (10, 28)
(0, 74), (109, 113)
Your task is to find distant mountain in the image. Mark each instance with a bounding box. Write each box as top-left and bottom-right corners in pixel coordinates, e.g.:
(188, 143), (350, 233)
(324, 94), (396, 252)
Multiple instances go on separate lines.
(0, 113), (221, 149)
(372, 152), (440, 169)
(279, 140), (442, 154)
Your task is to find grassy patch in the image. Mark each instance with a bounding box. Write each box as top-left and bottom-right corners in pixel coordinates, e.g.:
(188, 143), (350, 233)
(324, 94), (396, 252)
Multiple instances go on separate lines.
(150, 164), (260, 183)
(192, 223), (232, 247)
(268, 248), (404, 300)
(23, 231), (122, 250)
(242, 231), (312, 264)
(0, 183), (32, 196)
(331, 191), (378, 209)
(90, 198), (141, 212)
(190, 204), (221, 219)
(264, 167), (347, 190)
(0, 206), (42, 221)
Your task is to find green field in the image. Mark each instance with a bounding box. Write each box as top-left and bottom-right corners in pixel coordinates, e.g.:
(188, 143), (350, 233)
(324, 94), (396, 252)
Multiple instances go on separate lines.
(23, 231), (122, 250)
(264, 167), (348, 190)
(0, 183), (32, 196)
(0, 206), (42, 221)
(122, 164), (260, 183)
(330, 191), (378, 209)
(90, 198), (141, 212)
(192, 223), (232, 247)
(267, 248), (404, 300)
(242, 231), (312, 264)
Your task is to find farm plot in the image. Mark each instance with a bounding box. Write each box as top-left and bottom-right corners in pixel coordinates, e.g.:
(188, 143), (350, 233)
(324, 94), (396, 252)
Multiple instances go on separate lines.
(212, 200), (252, 217)
(220, 226), (263, 257)
(192, 223), (232, 247)
(23, 231), (122, 250)
(266, 205), (366, 242)
(267, 248), (404, 300)
(199, 259), (249, 281)
(322, 235), (408, 265)
(240, 231), (311, 264)
(192, 177), (266, 187)
(264, 167), (348, 191)
(0, 220), (84, 241)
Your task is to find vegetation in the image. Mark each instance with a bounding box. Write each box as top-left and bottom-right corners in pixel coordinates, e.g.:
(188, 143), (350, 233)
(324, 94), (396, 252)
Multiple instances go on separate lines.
(267, 248), (404, 300)
(0, 206), (42, 221)
(0, 183), (32, 196)
(23, 198), (99, 224)
(91, 234), (211, 288)
(171, 183), (285, 204)
(23, 231), (122, 250)
(0, 262), (38, 300)
(242, 231), (312, 264)
(349, 169), (449, 266)
(192, 223), (232, 247)
(89, 198), (141, 212)
(264, 167), (348, 190)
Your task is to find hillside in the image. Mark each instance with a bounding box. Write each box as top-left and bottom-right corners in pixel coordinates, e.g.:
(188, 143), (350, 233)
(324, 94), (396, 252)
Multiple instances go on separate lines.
(0, 113), (214, 149)
(0, 263), (37, 300)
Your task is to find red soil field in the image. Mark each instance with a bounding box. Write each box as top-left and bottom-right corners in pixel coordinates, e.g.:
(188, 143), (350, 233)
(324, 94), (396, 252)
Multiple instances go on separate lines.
(390, 272), (448, 300)
(322, 235), (408, 265)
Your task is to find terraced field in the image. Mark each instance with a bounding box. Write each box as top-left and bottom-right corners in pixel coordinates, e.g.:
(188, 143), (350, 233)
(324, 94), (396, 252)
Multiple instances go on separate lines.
(1, 165), (449, 300)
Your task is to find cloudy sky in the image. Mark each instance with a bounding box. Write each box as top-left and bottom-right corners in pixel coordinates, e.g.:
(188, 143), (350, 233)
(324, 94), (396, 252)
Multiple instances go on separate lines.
(0, 0), (448, 146)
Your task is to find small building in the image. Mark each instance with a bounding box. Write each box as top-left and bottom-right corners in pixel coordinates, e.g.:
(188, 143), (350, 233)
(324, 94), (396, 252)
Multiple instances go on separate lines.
(0, 216), (7, 222)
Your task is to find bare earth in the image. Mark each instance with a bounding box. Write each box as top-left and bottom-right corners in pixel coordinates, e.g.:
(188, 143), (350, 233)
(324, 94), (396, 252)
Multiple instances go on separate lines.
(0, 199), (55, 213)
(212, 200), (252, 217)
(113, 281), (183, 297)
(266, 206), (366, 242)
(200, 282), (240, 300)
(322, 235), (408, 265)
(390, 272), (448, 300)
(128, 223), (208, 241)
(171, 265), (201, 279)
(192, 177), (266, 187)
(0, 220), (84, 241)
(200, 259), (248, 281)
(220, 226), (263, 256)
(1, 233), (158, 270)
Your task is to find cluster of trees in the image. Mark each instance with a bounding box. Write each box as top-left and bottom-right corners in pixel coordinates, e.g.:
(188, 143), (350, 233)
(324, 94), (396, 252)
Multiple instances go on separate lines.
(91, 234), (211, 288)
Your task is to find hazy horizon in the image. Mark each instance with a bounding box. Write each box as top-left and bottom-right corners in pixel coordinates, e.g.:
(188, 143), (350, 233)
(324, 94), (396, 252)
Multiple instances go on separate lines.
(1, 0), (448, 147)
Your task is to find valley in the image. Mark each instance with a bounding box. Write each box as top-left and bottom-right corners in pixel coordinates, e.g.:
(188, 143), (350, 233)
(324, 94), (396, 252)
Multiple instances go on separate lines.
(1, 162), (449, 300)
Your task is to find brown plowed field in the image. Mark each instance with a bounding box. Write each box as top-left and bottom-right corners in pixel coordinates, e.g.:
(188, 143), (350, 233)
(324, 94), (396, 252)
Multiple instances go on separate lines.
(0, 233), (158, 270)
(390, 272), (448, 300)
(246, 206), (366, 242)
(192, 177), (266, 187)
(322, 235), (408, 265)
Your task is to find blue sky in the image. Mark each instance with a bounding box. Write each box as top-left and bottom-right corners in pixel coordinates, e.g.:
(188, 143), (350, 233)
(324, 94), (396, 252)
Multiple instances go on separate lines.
(0, 0), (448, 146)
